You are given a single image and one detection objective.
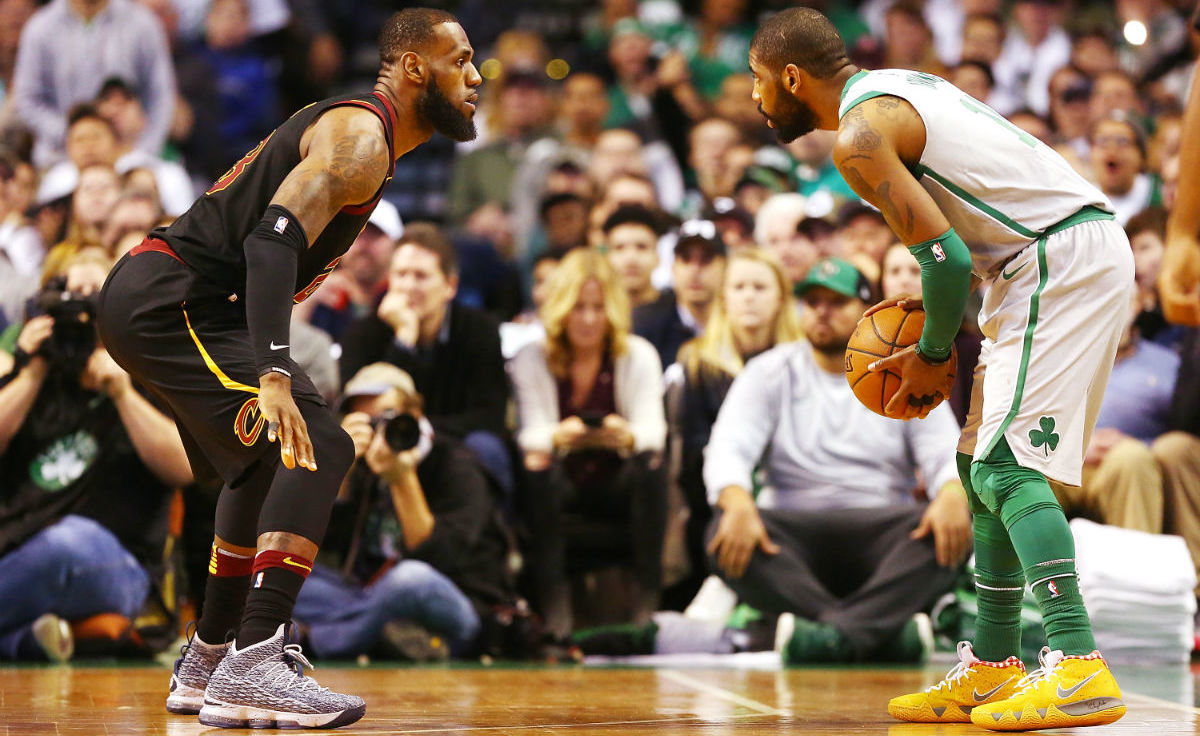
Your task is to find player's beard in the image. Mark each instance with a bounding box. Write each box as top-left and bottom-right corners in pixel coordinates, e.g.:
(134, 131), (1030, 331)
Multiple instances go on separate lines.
(762, 84), (819, 144)
(418, 76), (476, 142)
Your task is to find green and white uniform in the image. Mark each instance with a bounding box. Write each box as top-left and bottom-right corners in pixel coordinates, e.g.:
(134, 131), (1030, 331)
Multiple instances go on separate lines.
(839, 69), (1135, 486)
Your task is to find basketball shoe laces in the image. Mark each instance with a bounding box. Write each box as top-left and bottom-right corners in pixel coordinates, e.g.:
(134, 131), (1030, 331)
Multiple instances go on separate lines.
(1011, 646), (1063, 696)
(259, 643), (331, 697)
(925, 641), (980, 693)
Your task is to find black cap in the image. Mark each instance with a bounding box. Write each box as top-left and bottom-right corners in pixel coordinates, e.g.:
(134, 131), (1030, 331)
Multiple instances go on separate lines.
(674, 219), (727, 257)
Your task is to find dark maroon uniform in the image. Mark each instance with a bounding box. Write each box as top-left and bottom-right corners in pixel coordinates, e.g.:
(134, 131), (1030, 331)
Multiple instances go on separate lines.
(97, 92), (396, 484)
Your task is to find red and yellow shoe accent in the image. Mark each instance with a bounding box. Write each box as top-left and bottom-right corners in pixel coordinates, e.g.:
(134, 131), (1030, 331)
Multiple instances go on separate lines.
(888, 641), (1025, 723)
(970, 647), (1125, 731)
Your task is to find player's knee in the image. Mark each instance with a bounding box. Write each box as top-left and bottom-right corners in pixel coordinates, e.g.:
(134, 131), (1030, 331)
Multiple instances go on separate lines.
(307, 413), (355, 477)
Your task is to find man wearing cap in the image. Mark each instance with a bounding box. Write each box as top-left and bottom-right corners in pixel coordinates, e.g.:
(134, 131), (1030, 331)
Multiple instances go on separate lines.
(291, 362), (514, 660)
(634, 219), (726, 370)
(704, 257), (968, 664)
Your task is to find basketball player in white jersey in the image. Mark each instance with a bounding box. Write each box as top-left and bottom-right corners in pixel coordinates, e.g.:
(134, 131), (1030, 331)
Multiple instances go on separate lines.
(748, 7), (1131, 732)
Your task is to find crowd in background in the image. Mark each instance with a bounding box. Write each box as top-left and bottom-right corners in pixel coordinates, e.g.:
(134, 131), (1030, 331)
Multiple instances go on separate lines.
(1, 0), (1199, 664)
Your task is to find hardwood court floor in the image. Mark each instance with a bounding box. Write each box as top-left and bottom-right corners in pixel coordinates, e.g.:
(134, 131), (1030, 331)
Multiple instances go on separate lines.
(1, 661), (1198, 734)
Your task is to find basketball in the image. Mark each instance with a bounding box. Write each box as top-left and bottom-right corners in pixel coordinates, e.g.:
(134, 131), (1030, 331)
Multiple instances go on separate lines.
(845, 305), (957, 417)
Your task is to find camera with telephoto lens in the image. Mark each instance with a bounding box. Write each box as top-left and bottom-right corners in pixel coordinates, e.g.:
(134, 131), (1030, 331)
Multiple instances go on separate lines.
(33, 283), (97, 365)
(372, 409), (421, 452)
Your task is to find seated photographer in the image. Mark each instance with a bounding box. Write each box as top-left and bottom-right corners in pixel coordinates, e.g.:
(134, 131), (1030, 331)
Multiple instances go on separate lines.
(510, 248), (667, 639)
(293, 363), (514, 660)
(0, 248), (191, 661)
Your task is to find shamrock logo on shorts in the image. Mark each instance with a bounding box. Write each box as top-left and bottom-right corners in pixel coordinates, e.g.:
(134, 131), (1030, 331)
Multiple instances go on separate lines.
(1029, 416), (1060, 456)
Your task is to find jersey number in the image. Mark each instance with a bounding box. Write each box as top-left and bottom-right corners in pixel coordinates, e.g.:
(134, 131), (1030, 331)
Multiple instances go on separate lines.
(294, 257), (341, 304)
(207, 133), (274, 195)
(959, 97), (1037, 149)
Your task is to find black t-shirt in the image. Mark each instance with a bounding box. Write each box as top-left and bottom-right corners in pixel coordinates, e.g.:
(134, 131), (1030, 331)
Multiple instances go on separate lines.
(155, 90), (397, 304)
(0, 372), (173, 563)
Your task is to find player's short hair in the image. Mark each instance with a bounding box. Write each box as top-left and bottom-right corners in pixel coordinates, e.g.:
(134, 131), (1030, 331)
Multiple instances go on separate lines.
(396, 221), (458, 278)
(750, 7), (850, 80)
(602, 204), (667, 237)
(67, 103), (116, 134)
(379, 8), (459, 65)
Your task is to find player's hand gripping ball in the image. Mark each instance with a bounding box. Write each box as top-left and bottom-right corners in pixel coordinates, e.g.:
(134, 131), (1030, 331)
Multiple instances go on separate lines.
(845, 305), (957, 418)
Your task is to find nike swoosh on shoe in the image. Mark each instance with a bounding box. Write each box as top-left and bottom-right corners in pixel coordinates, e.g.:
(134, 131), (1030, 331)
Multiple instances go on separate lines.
(973, 677), (1014, 702)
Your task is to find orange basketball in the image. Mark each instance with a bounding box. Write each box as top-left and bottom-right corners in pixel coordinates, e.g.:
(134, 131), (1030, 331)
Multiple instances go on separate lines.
(845, 306), (957, 418)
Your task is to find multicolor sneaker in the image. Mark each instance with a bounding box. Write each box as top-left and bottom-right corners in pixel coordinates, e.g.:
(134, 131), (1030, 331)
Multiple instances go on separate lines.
(970, 647), (1125, 731)
(889, 641), (1025, 723)
(166, 626), (229, 715)
(31, 613), (73, 663)
(198, 624), (366, 729)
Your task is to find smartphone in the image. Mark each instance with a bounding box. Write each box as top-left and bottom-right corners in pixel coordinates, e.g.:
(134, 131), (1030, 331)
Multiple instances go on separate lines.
(579, 411), (606, 429)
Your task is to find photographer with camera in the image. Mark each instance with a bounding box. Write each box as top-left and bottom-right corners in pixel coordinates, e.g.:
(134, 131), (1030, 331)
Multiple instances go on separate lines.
(0, 247), (190, 661)
(291, 363), (514, 660)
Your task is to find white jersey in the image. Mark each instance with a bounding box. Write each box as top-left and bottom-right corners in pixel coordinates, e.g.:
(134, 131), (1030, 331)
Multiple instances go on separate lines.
(838, 69), (1112, 276)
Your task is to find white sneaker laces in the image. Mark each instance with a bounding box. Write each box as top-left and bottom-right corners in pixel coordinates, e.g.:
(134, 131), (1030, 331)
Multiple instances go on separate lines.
(926, 641), (978, 693)
(263, 644), (330, 694)
(1013, 646), (1063, 694)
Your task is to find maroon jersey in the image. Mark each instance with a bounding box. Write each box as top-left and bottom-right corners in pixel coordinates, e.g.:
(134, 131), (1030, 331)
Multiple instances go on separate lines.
(155, 91), (397, 304)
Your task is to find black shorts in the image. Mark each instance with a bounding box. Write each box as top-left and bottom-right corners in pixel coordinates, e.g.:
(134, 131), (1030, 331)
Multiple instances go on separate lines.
(97, 240), (326, 486)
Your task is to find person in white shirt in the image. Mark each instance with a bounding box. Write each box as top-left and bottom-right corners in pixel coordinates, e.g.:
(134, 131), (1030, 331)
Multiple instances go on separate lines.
(705, 258), (968, 663)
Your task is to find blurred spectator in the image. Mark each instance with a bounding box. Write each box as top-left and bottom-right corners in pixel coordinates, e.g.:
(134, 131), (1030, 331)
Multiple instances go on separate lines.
(753, 193), (813, 289)
(0, 247), (189, 661)
(787, 130), (858, 210)
(539, 192), (591, 258)
(653, 0), (755, 100)
(1148, 112), (1183, 181)
(1047, 65), (1094, 162)
(589, 127), (684, 216)
(1125, 206), (1181, 349)
(1054, 292), (1174, 535)
(295, 364), (514, 659)
(510, 73), (610, 257)
(338, 224), (512, 498)
(634, 219), (726, 370)
(510, 248), (666, 638)
(1089, 69), (1144, 125)
(714, 73), (768, 144)
(1008, 108), (1053, 144)
(991, 0), (1071, 116)
(11, 0), (175, 168)
(703, 196), (755, 252)
(471, 30), (550, 150)
(837, 201), (894, 281)
(949, 60), (994, 105)
(604, 18), (658, 130)
(447, 69), (553, 227)
(683, 117), (743, 214)
(500, 251), (560, 359)
(301, 201), (401, 342)
(93, 78), (195, 215)
(603, 204), (665, 308)
(40, 164), (120, 282)
(959, 12), (1005, 68)
(883, 0), (946, 76)
(0, 0), (33, 126)
(588, 170), (659, 247)
(179, 0), (280, 175)
(704, 258), (965, 664)
(1115, 0), (1188, 82)
(674, 248), (803, 601)
(1089, 114), (1155, 226)
(0, 149), (40, 279)
(1070, 27), (1120, 78)
(99, 189), (161, 252)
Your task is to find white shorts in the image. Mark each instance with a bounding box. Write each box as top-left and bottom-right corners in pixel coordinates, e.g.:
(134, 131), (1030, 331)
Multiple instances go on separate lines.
(958, 215), (1135, 487)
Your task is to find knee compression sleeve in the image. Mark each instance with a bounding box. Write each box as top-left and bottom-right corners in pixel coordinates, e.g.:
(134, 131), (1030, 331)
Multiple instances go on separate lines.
(971, 437), (1095, 655)
(255, 402), (355, 544)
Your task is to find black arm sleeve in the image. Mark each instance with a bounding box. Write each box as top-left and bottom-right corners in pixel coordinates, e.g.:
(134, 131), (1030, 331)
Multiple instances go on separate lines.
(244, 205), (308, 378)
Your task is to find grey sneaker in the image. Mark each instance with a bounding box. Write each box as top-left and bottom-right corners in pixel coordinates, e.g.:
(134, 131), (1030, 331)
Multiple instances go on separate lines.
(166, 626), (228, 715)
(198, 624), (366, 729)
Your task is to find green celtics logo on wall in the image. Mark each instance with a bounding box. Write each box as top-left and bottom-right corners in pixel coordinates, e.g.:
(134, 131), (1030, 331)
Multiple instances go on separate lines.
(30, 430), (100, 492)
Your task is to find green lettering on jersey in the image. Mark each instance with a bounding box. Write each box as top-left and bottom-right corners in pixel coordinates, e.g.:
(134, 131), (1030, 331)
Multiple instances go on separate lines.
(906, 72), (941, 88)
(959, 97), (1038, 149)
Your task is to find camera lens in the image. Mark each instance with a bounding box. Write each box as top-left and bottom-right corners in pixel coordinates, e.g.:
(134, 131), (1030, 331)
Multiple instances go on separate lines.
(381, 412), (421, 452)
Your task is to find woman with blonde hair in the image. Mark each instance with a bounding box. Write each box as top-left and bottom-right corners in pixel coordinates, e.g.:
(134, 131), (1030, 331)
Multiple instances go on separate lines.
(510, 247), (667, 638)
(674, 248), (803, 597)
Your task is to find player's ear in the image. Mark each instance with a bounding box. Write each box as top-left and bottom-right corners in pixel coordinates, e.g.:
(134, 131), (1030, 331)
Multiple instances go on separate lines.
(782, 63), (802, 94)
(400, 50), (426, 85)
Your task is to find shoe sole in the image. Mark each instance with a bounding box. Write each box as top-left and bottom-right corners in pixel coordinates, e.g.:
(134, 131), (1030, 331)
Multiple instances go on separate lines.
(888, 703), (972, 723)
(971, 699), (1125, 731)
(166, 679), (205, 715)
(198, 699), (367, 729)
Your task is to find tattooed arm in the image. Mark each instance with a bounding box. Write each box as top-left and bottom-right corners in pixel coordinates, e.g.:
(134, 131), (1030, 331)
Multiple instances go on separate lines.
(835, 96), (973, 420)
(272, 106), (392, 244)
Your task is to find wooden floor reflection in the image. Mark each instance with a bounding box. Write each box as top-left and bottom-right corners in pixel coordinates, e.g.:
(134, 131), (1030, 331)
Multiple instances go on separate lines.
(1, 662), (1198, 734)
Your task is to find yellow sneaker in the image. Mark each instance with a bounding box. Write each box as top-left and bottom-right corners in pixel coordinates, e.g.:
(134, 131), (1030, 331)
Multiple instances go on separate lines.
(970, 646), (1125, 731)
(888, 641), (1025, 723)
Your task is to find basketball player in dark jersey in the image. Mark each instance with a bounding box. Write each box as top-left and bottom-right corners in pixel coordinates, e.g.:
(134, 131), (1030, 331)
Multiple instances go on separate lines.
(96, 8), (480, 730)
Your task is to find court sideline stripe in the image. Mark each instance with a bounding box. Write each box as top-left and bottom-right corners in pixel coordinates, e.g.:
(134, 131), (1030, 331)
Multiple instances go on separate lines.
(660, 669), (790, 717)
(1123, 691), (1200, 715)
(348, 712), (776, 734)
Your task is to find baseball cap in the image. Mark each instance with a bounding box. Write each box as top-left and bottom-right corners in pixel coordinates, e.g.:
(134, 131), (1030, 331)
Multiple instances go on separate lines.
(702, 197), (754, 234)
(341, 363), (417, 405)
(674, 219), (727, 257)
(795, 258), (873, 301)
(367, 199), (403, 240)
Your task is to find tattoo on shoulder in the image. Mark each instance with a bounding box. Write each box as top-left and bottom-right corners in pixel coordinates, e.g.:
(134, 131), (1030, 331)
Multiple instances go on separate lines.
(843, 106), (881, 152)
(327, 137), (375, 184)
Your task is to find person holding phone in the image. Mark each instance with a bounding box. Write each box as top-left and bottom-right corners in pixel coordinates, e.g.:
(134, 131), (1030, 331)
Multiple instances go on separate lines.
(510, 248), (667, 639)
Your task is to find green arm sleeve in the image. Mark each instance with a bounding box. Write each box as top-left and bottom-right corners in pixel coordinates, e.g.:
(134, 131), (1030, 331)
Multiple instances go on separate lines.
(908, 228), (972, 362)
